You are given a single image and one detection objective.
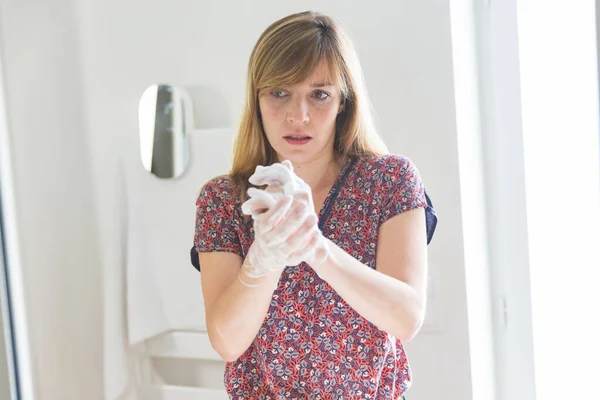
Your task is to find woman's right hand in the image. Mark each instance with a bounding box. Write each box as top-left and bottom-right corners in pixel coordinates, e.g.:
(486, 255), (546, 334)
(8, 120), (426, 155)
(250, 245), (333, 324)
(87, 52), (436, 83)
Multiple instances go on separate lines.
(241, 189), (293, 283)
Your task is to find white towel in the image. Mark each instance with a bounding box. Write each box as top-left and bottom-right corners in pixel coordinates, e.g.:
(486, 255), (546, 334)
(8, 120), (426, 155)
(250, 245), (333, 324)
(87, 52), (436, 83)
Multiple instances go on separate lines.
(103, 127), (234, 400)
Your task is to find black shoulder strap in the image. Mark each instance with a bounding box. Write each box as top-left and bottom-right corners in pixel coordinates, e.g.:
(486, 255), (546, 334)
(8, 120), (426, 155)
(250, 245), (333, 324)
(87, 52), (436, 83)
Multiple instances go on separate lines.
(191, 246), (200, 271)
(424, 189), (438, 245)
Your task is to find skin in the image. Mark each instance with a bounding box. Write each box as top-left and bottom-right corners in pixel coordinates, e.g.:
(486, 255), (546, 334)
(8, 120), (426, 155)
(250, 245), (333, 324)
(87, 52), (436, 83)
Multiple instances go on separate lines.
(258, 58), (347, 207)
(200, 58), (428, 362)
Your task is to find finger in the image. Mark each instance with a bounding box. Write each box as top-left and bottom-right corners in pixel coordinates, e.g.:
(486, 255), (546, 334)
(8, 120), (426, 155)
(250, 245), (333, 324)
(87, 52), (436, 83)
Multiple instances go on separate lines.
(264, 202), (309, 245)
(282, 181), (299, 197)
(241, 197), (269, 216)
(257, 180), (285, 187)
(256, 195), (293, 232)
(264, 185), (285, 195)
(242, 189), (277, 215)
(249, 164), (294, 187)
(287, 230), (320, 264)
(294, 189), (312, 204)
(278, 214), (318, 254)
(247, 187), (278, 208)
(249, 167), (290, 187)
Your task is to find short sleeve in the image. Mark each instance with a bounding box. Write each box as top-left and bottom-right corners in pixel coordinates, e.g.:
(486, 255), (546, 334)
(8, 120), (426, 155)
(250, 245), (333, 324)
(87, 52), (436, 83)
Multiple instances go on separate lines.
(379, 155), (438, 244)
(193, 176), (243, 258)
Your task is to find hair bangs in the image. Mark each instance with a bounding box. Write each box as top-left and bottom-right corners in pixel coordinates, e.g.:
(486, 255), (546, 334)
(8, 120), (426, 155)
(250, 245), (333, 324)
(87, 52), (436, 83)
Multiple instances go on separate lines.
(255, 29), (347, 98)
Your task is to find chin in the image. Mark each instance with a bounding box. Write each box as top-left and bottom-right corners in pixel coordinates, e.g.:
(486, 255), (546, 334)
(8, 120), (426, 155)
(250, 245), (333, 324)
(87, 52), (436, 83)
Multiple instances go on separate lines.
(274, 152), (311, 165)
(272, 140), (330, 165)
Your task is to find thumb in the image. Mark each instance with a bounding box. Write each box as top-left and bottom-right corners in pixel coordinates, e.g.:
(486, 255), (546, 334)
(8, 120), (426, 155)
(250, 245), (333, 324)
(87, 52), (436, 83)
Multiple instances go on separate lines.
(241, 188), (277, 216)
(281, 160), (294, 172)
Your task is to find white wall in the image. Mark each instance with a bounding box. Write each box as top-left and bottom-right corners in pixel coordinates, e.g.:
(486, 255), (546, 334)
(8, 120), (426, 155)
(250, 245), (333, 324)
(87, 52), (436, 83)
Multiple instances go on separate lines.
(1, 0), (472, 399)
(0, 0), (102, 399)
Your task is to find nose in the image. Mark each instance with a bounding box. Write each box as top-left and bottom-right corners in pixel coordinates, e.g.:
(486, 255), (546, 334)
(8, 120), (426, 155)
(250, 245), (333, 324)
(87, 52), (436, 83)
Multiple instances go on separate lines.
(286, 97), (309, 124)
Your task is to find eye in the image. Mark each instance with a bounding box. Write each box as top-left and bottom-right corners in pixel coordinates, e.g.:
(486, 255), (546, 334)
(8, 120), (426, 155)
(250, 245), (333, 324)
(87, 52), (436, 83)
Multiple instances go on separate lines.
(270, 89), (288, 99)
(312, 90), (330, 101)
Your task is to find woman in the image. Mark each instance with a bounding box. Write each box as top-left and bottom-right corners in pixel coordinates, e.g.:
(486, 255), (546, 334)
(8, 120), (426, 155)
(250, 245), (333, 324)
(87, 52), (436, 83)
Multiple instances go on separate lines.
(193, 10), (437, 399)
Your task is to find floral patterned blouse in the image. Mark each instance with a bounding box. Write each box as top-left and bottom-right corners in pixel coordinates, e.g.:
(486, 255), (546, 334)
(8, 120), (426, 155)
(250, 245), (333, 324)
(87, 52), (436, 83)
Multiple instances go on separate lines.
(193, 154), (437, 399)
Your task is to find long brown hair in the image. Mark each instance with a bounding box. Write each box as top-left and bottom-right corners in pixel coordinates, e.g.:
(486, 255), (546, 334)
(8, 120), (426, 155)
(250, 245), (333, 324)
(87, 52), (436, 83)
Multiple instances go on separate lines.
(230, 11), (388, 198)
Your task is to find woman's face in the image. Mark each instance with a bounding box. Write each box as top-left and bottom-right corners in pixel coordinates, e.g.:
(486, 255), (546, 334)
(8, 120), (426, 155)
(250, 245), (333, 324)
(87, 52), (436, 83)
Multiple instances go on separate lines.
(258, 59), (343, 164)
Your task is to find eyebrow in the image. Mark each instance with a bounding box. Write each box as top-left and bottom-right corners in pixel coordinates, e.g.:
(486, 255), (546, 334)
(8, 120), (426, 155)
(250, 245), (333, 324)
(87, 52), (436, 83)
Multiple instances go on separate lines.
(310, 82), (335, 88)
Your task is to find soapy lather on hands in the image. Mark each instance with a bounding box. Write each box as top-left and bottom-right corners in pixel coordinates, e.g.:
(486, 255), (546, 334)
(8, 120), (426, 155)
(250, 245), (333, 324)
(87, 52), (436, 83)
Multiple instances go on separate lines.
(239, 160), (329, 285)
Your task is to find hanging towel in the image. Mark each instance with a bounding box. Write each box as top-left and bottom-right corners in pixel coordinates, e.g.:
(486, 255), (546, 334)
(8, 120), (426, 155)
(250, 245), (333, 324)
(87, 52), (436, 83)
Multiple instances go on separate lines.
(103, 127), (234, 400)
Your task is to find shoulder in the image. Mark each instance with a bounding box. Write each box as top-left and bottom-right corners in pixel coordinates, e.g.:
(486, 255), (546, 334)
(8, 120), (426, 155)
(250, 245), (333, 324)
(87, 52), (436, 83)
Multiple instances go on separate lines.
(196, 175), (241, 207)
(356, 153), (421, 183)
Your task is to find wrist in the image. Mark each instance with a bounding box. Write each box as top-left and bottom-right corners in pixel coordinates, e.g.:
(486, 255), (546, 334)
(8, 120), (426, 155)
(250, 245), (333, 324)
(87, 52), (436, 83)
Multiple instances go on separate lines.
(239, 250), (284, 290)
(237, 263), (282, 290)
(309, 237), (335, 275)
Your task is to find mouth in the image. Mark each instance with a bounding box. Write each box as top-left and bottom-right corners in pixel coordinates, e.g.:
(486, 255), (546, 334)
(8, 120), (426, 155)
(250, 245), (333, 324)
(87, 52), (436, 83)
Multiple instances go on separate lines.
(283, 134), (312, 145)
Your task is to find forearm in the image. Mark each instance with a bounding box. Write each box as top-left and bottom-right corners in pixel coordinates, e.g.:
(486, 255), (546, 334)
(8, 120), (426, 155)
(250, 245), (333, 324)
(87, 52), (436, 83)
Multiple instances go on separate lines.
(311, 238), (425, 341)
(208, 253), (282, 362)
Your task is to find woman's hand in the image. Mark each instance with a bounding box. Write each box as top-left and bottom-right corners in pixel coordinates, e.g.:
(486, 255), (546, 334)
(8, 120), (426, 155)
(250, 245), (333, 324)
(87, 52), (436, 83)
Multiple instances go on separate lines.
(247, 161), (329, 266)
(240, 188), (293, 285)
(249, 160), (311, 205)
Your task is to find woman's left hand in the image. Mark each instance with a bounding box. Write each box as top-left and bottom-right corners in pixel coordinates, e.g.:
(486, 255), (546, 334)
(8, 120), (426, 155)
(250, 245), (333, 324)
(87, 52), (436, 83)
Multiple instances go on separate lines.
(248, 160), (329, 265)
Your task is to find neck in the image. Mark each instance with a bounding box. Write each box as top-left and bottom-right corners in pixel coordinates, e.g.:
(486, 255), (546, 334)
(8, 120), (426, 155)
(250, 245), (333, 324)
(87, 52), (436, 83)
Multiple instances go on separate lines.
(280, 152), (346, 192)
